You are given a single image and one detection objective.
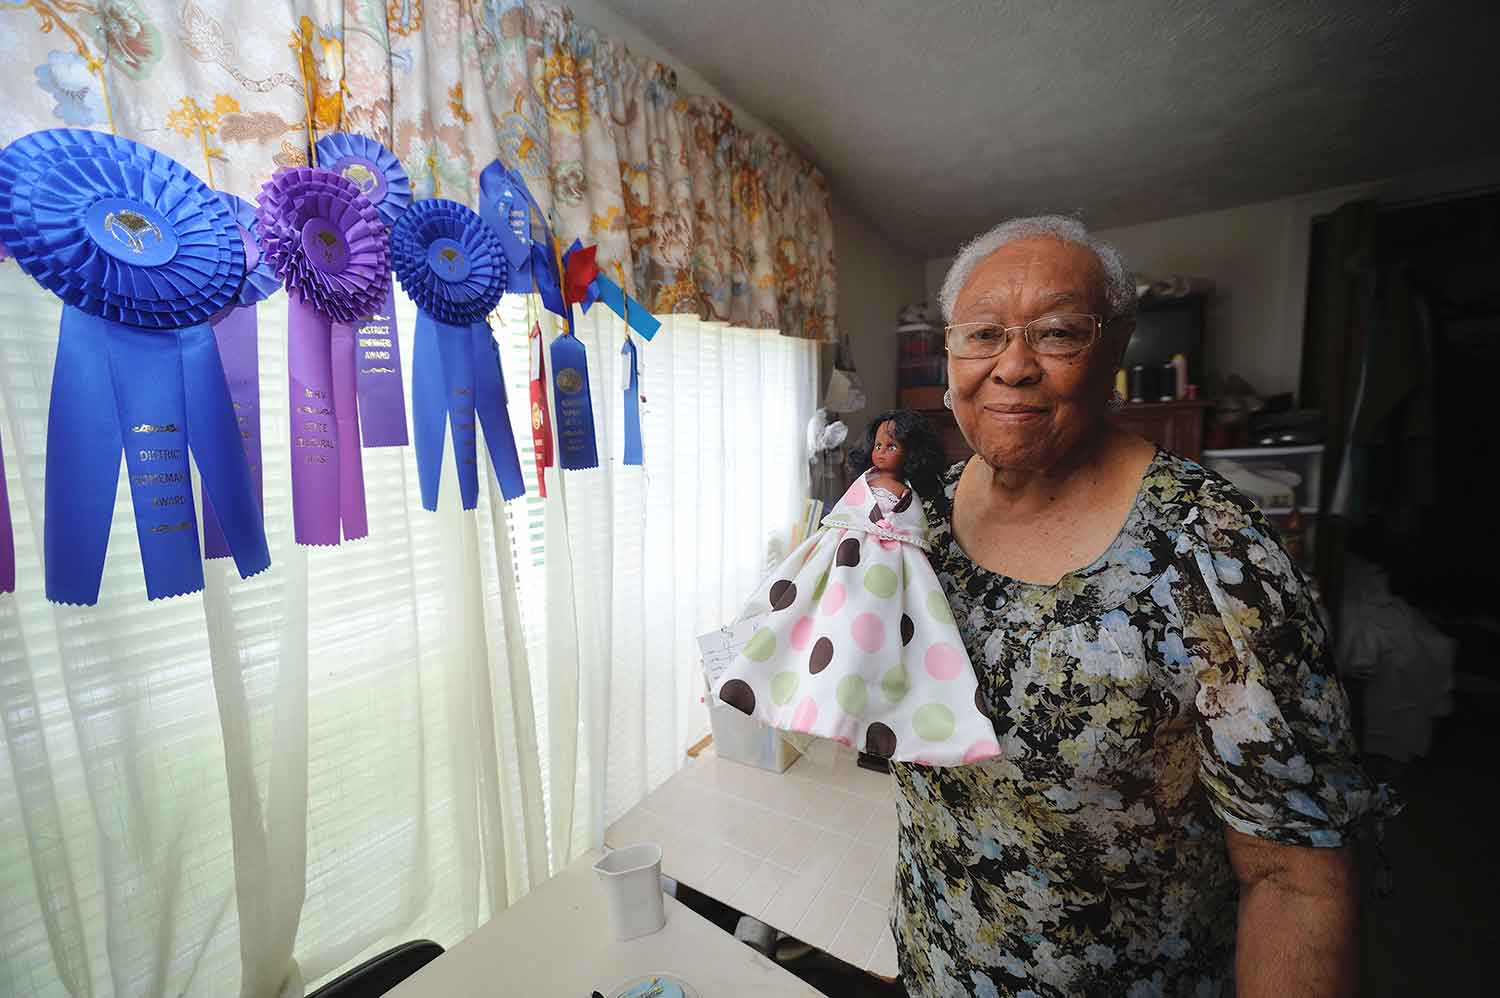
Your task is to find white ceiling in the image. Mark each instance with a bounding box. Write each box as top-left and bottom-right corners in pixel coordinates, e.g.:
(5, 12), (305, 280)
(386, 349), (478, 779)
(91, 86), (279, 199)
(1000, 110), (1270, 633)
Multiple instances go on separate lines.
(599, 0), (1500, 255)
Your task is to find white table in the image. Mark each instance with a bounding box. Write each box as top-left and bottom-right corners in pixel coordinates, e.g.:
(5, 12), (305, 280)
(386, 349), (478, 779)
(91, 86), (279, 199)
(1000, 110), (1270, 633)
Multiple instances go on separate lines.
(385, 849), (822, 997)
(605, 741), (902, 979)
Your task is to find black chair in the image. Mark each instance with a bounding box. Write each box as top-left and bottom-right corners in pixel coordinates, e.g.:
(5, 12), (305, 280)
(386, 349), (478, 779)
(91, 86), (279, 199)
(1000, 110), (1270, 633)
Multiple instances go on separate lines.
(307, 940), (444, 998)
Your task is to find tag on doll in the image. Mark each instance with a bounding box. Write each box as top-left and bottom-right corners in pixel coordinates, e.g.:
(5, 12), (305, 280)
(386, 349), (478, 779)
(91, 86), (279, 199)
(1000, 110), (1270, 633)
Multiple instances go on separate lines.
(697, 614), (767, 686)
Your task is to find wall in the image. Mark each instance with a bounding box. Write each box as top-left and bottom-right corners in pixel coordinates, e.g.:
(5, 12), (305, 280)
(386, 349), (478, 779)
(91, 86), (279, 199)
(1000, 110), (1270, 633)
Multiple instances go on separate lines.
(830, 198), (925, 447)
(925, 155), (1500, 399)
(569, 0), (925, 446)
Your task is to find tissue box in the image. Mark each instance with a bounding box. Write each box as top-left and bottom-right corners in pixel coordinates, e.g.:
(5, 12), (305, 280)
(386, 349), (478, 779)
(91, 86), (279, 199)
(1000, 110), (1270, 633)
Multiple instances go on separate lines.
(704, 676), (801, 773)
(698, 618), (801, 773)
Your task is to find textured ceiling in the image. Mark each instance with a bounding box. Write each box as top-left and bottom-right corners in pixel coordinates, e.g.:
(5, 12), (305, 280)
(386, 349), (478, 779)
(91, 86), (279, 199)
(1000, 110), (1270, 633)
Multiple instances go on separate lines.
(599, 0), (1500, 255)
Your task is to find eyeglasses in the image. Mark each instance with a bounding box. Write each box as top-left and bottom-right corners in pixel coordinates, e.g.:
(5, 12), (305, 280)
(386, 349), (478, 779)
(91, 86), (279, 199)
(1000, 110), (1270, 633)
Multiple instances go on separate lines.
(944, 313), (1103, 359)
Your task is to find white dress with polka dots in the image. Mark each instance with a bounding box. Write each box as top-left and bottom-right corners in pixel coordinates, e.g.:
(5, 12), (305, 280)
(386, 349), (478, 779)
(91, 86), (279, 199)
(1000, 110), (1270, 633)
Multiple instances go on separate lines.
(713, 472), (1000, 766)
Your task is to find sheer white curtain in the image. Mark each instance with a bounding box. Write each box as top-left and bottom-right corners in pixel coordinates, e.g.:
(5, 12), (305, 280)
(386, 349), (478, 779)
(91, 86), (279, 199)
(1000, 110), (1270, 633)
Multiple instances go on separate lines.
(0, 264), (817, 997)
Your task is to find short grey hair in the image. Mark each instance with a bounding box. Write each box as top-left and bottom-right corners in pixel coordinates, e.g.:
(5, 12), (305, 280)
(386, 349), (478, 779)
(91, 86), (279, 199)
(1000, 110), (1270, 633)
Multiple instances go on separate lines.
(938, 215), (1136, 325)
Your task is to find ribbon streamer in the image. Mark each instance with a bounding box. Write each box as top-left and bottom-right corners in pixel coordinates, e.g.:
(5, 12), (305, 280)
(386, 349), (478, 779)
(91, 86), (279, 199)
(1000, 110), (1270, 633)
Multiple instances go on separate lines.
(478, 159), (538, 293)
(622, 336), (643, 466)
(391, 199), (523, 510)
(550, 331), (598, 470)
(478, 158), (569, 321)
(594, 273), (662, 341)
(0, 128), (268, 604)
(0, 241), (9, 591)
(317, 132), (414, 447)
(257, 167), (389, 546)
(528, 322), (553, 497)
(201, 192), (280, 560)
(1, 435), (13, 594)
(551, 239), (599, 469)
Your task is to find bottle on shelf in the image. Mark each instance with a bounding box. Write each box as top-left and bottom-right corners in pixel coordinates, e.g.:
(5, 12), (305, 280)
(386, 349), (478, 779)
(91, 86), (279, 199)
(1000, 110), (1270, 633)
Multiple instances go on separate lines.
(1171, 353), (1188, 400)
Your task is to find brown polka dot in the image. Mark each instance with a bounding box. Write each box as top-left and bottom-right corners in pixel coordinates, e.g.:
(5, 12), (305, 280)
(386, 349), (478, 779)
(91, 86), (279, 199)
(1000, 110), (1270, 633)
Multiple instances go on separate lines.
(868, 503), (885, 524)
(865, 722), (897, 759)
(809, 637), (835, 674)
(720, 679), (756, 715)
(836, 537), (861, 567)
(900, 614), (915, 646)
(769, 579), (797, 611)
(893, 491), (913, 513)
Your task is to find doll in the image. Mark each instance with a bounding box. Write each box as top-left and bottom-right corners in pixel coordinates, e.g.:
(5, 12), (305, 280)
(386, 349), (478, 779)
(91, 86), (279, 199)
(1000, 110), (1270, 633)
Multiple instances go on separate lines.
(713, 410), (999, 766)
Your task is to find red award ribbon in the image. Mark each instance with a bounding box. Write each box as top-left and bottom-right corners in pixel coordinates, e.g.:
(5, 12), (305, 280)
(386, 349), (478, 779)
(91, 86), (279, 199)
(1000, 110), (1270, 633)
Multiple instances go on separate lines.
(528, 322), (553, 497)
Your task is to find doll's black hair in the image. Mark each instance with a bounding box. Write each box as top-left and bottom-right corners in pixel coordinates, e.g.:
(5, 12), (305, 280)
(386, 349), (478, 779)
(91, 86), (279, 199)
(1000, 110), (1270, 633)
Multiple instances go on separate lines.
(848, 409), (946, 499)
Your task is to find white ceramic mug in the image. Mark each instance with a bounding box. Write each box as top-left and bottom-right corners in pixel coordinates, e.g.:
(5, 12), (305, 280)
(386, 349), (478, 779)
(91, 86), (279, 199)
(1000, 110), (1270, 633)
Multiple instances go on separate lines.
(593, 843), (666, 941)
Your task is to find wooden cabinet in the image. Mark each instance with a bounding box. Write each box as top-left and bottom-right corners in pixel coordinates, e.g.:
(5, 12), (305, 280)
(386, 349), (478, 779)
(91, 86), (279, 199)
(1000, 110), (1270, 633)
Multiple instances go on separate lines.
(898, 390), (1212, 462)
(1108, 400), (1213, 459)
(898, 387), (970, 462)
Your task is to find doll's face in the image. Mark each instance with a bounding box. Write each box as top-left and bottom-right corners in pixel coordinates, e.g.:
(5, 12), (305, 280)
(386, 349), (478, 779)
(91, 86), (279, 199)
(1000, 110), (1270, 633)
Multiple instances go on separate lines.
(871, 421), (905, 474)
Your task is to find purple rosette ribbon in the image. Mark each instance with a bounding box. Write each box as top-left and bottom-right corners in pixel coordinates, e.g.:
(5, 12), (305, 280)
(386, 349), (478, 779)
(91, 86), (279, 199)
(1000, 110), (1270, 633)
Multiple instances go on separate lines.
(1, 435), (12, 595)
(391, 199), (524, 509)
(0, 128), (269, 605)
(316, 132), (413, 448)
(256, 167), (388, 546)
(200, 191), (281, 561)
(1, 242), (13, 593)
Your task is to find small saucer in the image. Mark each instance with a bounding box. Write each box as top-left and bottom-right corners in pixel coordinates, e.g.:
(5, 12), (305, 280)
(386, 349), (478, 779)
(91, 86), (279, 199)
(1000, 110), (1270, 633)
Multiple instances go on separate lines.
(610, 973), (699, 998)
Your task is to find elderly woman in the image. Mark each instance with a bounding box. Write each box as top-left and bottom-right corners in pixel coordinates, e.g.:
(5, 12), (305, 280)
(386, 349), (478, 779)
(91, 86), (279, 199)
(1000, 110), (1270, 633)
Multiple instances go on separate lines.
(892, 216), (1391, 997)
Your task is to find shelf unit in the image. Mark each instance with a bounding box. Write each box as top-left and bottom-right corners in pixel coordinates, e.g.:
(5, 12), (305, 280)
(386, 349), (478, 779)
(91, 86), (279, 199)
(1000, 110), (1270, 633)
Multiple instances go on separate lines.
(1202, 445), (1325, 459)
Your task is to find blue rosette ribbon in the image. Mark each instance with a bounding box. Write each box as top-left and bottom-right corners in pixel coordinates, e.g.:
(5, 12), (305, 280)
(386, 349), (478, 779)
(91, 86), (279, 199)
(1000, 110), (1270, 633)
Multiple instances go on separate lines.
(0, 128), (269, 604)
(200, 191), (280, 561)
(316, 132), (413, 447)
(391, 199), (525, 510)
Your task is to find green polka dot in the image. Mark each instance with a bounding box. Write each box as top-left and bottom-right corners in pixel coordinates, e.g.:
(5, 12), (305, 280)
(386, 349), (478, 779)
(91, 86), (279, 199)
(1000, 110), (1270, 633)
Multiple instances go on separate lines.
(913, 703), (955, 741)
(745, 629), (777, 662)
(771, 671), (800, 705)
(927, 590), (954, 625)
(836, 675), (868, 716)
(864, 564), (898, 599)
(811, 569), (831, 601)
(880, 664), (910, 704)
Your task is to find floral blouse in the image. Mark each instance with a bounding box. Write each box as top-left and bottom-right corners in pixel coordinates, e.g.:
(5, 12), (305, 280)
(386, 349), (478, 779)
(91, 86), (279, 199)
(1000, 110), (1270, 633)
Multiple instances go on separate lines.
(891, 451), (1390, 997)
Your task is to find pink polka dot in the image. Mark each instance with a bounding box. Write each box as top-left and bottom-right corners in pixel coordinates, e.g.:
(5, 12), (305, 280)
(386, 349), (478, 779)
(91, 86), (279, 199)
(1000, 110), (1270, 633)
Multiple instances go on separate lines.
(790, 616), (815, 650)
(852, 612), (885, 653)
(924, 641), (965, 680)
(843, 478), (866, 506)
(791, 696), (819, 732)
(833, 736), (852, 747)
(962, 740), (1001, 765)
(821, 581), (847, 615)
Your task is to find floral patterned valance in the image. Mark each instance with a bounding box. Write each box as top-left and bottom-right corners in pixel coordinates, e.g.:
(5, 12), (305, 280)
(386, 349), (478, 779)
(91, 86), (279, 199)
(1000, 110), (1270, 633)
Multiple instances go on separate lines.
(0, 0), (838, 340)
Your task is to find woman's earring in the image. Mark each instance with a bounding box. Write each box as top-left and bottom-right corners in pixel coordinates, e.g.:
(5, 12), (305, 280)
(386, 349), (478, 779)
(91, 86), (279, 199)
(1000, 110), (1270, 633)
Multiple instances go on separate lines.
(942, 388), (954, 410)
(1107, 389), (1126, 412)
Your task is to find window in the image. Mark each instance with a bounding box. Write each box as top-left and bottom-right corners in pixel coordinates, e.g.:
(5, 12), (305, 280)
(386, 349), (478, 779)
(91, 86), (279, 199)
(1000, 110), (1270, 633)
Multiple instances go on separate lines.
(0, 264), (818, 996)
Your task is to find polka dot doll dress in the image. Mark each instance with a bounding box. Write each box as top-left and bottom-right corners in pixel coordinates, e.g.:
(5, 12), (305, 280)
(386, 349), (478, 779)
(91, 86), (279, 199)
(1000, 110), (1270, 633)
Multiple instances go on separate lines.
(713, 471), (1000, 766)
